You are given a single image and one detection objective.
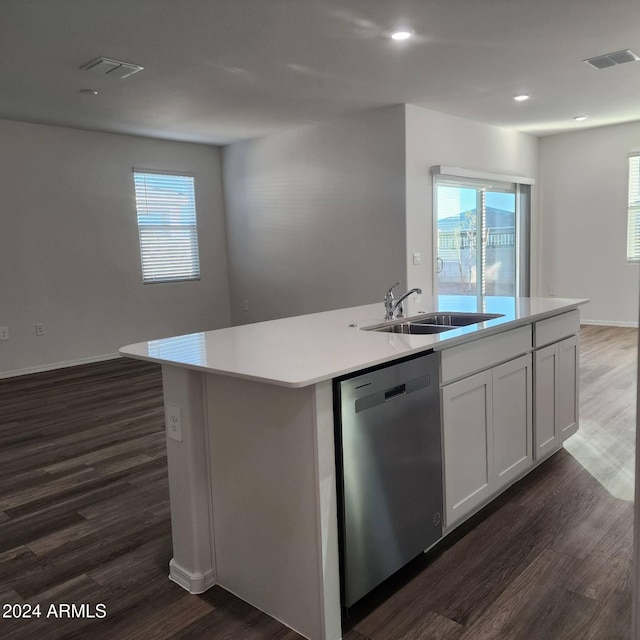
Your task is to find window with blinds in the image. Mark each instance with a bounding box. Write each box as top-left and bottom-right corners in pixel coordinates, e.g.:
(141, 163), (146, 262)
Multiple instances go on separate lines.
(133, 171), (201, 283)
(628, 155), (640, 262)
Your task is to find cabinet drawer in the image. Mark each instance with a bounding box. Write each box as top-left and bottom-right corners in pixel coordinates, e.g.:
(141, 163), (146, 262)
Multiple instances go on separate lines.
(441, 325), (532, 384)
(534, 310), (580, 348)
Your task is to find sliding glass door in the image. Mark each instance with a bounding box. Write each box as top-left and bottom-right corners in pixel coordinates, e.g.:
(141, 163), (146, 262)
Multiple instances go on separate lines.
(435, 176), (529, 297)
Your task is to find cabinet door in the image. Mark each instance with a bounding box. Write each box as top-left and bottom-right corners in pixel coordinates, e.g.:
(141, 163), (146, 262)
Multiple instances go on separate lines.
(442, 370), (493, 528)
(534, 343), (561, 460)
(493, 354), (532, 490)
(558, 335), (578, 440)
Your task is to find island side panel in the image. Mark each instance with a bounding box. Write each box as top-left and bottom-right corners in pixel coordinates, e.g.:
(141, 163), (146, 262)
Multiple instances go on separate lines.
(311, 380), (342, 640)
(161, 364), (216, 593)
(205, 373), (341, 640)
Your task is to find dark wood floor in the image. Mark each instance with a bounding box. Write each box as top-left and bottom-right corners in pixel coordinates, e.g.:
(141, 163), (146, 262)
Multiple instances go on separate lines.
(0, 324), (636, 640)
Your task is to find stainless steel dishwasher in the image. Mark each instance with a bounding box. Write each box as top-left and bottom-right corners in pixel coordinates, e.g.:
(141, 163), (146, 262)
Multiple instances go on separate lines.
(335, 352), (443, 607)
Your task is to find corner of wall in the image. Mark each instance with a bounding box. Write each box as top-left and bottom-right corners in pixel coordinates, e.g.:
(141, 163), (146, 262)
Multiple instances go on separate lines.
(222, 106), (409, 324)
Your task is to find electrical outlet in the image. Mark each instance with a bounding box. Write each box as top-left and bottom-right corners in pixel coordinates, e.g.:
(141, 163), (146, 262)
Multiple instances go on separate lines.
(242, 300), (249, 311)
(35, 323), (44, 336)
(0, 326), (8, 341)
(166, 404), (183, 442)
(549, 284), (557, 297)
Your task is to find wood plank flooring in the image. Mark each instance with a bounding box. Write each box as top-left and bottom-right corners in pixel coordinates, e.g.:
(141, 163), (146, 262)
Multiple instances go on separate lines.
(0, 324), (636, 640)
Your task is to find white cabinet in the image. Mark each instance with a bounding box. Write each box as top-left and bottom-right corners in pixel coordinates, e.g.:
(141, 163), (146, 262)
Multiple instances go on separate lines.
(558, 335), (578, 440)
(533, 335), (578, 461)
(442, 369), (494, 529)
(442, 353), (532, 528)
(492, 355), (533, 490)
(534, 344), (560, 459)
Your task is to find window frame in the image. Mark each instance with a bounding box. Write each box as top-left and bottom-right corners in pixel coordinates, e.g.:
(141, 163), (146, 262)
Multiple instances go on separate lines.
(627, 154), (640, 263)
(431, 166), (533, 298)
(132, 169), (201, 284)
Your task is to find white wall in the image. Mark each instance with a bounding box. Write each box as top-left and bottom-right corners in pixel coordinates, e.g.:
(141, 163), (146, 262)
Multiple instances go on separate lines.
(404, 104), (540, 298)
(540, 122), (640, 325)
(222, 105), (407, 325)
(0, 120), (230, 376)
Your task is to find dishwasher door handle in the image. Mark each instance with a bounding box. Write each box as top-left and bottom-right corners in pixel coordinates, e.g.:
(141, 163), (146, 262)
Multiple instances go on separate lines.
(384, 384), (406, 401)
(354, 375), (429, 413)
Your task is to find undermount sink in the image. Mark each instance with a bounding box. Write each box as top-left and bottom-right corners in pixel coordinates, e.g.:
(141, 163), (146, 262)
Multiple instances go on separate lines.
(373, 323), (455, 334)
(365, 312), (504, 335)
(413, 312), (504, 327)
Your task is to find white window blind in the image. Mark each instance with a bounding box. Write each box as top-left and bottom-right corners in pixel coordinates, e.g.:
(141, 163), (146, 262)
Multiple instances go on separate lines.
(133, 171), (201, 283)
(628, 155), (640, 262)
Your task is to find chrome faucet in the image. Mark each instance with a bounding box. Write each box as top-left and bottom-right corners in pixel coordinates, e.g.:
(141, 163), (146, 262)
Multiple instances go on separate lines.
(384, 282), (422, 320)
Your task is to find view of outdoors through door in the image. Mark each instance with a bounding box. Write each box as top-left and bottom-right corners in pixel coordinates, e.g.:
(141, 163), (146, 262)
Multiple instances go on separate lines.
(436, 179), (517, 296)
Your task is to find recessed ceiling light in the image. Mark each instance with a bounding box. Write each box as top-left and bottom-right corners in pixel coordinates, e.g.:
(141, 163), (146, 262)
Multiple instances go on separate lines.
(513, 94), (530, 102)
(79, 89), (99, 95)
(573, 115), (588, 121)
(391, 29), (414, 41)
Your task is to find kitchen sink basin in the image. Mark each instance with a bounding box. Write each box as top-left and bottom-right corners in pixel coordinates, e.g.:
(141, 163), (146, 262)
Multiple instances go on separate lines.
(373, 323), (455, 334)
(364, 311), (504, 335)
(414, 312), (504, 326)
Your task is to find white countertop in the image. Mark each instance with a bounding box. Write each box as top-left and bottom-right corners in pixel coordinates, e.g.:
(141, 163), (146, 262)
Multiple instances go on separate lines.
(119, 296), (588, 388)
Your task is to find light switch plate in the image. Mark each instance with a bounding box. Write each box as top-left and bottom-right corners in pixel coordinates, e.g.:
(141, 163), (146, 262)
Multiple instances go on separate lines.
(166, 404), (183, 442)
(412, 252), (422, 265)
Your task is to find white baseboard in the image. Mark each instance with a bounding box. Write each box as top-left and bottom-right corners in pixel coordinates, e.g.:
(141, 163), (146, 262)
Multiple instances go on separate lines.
(168, 558), (216, 594)
(0, 353), (121, 380)
(581, 319), (638, 328)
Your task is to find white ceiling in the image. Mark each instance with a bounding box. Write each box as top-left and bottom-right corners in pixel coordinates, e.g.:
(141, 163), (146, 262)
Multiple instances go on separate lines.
(3, 0), (640, 144)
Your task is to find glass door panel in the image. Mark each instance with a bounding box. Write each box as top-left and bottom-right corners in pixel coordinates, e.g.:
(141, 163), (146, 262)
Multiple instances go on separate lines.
(484, 190), (516, 296)
(436, 185), (478, 295)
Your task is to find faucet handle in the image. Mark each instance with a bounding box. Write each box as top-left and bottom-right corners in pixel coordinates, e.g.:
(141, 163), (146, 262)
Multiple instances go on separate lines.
(384, 282), (401, 320)
(385, 281), (401, 299)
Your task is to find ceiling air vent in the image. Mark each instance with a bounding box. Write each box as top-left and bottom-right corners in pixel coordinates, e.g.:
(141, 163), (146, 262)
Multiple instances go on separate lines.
(81, 57), (144, 79)
(584, 49), (640, 69)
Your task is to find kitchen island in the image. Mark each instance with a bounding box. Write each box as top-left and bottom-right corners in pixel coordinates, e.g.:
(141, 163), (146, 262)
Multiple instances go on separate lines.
(120, 295), (588, 640)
